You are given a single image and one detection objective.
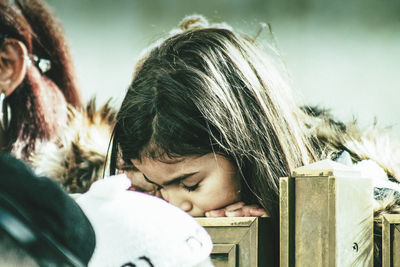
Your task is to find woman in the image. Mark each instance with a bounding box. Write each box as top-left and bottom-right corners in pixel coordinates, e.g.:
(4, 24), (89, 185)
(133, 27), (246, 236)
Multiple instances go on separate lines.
(0, 0), (81, 158)
(0, 0), (115, 193)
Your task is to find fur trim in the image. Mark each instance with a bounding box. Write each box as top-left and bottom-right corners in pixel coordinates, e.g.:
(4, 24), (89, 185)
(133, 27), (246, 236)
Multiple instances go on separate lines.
(29, 99), (116, 193)
(303, 106), (400, 180)
(303, 106), (400, 210)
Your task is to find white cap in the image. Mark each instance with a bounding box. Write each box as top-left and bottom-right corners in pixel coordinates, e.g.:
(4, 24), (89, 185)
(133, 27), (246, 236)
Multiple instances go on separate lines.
(76, 174), (214, 267)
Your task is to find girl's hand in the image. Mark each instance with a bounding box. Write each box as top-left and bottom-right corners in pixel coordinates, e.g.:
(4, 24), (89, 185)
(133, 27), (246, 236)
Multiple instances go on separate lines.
(205, 201), (267, 217)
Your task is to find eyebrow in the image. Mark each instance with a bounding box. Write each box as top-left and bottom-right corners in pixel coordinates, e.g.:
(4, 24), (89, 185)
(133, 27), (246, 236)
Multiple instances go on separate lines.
(143, 172), (198, 187)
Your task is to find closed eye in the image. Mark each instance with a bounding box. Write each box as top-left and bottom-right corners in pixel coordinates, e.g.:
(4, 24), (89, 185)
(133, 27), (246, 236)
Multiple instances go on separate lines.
(182, 183), (199, 192)
(143, 173), (163, 190)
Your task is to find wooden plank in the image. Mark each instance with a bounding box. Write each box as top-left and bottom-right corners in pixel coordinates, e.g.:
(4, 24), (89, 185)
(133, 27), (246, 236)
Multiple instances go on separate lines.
(382, 214), (400, 267)
(279, 177), (290, 267)
(196, 217), (257, 227)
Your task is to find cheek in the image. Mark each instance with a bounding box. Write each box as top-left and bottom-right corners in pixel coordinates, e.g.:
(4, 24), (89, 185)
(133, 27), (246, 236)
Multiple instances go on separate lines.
(196, 174), (241, 211)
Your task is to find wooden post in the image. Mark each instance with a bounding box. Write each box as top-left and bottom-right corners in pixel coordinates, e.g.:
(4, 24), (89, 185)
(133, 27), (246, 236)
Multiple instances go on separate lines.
(280, 159), (374, 267)
(197, 217), (273, 266)
(382, 214), (400, 267)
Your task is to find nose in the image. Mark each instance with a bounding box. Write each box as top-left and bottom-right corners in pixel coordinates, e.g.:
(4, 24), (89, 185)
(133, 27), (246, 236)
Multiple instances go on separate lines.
(161, 188), (193, 212)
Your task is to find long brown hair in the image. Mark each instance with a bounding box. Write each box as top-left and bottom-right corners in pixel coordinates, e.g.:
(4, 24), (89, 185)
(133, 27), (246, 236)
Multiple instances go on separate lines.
(0, 0), (81, 158)
(112, 14), (316, 224)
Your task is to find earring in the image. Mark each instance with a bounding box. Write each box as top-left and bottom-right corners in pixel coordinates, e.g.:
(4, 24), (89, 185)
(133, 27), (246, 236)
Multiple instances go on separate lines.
(0, 90), (11, 131)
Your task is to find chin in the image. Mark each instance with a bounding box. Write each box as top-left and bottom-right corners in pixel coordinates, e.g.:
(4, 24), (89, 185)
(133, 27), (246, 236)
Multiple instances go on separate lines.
(188, 209), (205, 217)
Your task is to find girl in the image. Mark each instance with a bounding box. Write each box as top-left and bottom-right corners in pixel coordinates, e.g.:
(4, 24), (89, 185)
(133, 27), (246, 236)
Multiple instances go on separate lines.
(111, 15), (316, 220)
(111, 15), (400, 265)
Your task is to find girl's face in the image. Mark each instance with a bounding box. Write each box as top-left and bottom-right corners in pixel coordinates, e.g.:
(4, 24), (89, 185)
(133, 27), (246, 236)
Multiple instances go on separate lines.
(131, 153), (241, 217)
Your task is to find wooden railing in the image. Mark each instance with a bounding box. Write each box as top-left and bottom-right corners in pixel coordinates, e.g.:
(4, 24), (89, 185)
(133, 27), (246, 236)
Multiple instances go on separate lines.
(197, 160), (400, 266)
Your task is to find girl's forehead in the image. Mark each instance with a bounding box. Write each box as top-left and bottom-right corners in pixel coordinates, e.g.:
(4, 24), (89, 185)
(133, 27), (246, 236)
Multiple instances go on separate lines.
(130, 156), (202, 183)
(131, 154), (223, 173)
(131, 155), (197, 170)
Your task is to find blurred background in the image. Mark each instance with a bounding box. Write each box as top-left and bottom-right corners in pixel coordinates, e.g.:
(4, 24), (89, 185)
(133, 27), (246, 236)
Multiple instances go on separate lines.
(47, 0), (400, 133)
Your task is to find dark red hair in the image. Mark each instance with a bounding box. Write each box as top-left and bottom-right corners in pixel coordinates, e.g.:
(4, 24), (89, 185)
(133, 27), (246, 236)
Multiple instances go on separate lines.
(0, 0), (82, 158)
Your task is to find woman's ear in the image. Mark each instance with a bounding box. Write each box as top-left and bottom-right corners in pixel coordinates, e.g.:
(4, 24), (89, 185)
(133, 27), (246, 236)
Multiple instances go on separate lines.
(0, 39), (28, 97)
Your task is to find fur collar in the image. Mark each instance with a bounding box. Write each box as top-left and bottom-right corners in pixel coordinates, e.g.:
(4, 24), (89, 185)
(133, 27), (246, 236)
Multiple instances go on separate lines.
(303, 106), (400, 180)
(303, 106), (400, 211)
(28, 99), (116, 193)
